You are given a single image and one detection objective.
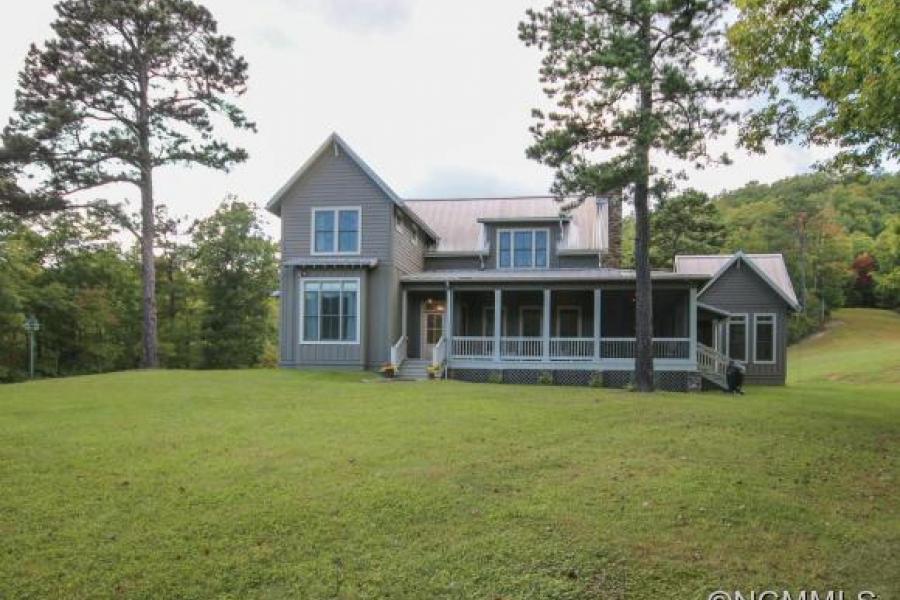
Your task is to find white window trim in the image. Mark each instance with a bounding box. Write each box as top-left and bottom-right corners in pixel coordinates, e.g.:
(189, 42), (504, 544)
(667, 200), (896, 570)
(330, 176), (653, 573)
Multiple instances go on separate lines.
(555, 305), (583, 338)
(518, 305), (542, 337)
(496, 228), (550, 270)
(299, 277), (361, 345)
(726, 313), (749, 363)
(310, 206), (362, 256)
(752, 313), (777, 364)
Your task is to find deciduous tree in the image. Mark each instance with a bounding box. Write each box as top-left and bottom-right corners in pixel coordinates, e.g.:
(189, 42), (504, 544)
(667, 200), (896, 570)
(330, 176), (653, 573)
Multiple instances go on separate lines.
(728, 0), (899, 170)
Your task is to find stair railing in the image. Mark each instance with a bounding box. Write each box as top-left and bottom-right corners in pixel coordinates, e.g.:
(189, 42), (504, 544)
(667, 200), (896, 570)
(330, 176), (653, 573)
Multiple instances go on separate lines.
(432, 335), (447, 378)
(390, 335), (408, 367)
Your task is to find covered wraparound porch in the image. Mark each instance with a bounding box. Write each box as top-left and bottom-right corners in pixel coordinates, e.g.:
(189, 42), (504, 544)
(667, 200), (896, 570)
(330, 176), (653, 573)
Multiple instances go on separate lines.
(394, 270), (706, 376)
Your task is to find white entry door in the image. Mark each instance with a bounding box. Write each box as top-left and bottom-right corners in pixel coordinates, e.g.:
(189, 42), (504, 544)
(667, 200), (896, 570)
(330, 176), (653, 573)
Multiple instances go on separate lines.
(421, 309), (444, 360)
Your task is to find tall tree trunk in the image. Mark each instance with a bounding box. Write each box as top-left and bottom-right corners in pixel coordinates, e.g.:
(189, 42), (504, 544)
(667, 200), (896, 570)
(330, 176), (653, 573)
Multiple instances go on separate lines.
(633, 7), (654, 392)
(140, 165), (158, 368)
(138, 68), (158, 368)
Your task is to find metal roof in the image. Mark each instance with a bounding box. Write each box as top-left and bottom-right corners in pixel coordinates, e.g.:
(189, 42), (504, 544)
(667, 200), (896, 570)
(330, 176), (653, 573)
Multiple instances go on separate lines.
(283, 257), (379, 269)
(404, 196), (607, 254)
(401, 268), (708, 284)
(674, 252), (800, 310)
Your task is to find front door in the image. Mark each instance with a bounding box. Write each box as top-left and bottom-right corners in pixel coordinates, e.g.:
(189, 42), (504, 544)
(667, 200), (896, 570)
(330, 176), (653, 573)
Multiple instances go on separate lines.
(421, 307), (445, 360)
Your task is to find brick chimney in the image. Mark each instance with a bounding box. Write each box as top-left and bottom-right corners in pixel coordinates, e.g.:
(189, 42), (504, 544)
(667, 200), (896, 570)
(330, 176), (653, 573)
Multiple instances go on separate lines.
(603, 192), (623, 268)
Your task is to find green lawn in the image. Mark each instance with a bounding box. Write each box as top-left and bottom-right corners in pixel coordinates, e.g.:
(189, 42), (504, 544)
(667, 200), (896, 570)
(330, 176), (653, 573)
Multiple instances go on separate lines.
(1, 309), (898, 599)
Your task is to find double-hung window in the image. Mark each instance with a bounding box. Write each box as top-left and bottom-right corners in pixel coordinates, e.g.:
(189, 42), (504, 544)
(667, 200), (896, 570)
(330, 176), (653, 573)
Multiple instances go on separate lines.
(727, 314), (748, 362)
(312, 207), (360, 254)
(497, 229), (549, 269)
(302, 279), (359, 342)
(753, 313), (776, 363)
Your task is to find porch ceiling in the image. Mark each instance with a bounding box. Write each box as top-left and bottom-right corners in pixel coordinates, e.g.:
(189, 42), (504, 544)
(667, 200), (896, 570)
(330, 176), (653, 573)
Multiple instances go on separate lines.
(400, 268), (709, 284)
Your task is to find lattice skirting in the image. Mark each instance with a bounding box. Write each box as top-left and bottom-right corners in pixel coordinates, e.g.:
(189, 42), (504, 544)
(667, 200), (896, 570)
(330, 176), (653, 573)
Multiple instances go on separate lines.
(448, 368), (696, 392)
(447, 368), (494, 383)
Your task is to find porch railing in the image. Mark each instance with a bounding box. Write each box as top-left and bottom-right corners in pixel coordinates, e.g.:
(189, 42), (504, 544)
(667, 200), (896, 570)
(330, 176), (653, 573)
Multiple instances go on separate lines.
(600, 337), (691, 360)
(549, 337), (594, 360)
(500, 337), (543, 360)
(390, 335), (407, 366)
(452, 336), (493, 359)
(449, 336), (692, 361)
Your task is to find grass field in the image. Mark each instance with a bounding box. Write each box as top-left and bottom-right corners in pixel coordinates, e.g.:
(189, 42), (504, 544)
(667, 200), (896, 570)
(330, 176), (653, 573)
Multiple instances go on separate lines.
(1, 309), (898, 599)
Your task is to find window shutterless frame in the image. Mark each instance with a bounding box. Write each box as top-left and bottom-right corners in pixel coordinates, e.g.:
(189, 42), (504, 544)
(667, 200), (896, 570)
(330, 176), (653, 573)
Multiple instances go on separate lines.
(310, 206), (362, 255)
(752, 313), (777, 364)
(726, 313), (749, 362)
(299, 277), (361, 344)
(496, 228), (550, 269)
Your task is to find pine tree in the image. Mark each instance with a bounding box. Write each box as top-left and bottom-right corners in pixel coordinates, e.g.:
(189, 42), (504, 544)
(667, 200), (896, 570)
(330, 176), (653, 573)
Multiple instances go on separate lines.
(520, 0), (737, 391)
(651, 189), (726, 268)
(1, 0), (255, 367)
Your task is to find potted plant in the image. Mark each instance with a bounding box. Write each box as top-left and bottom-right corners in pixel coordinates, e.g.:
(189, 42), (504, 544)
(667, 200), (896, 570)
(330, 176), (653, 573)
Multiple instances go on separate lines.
(426, 364), (442, 380)
(379, 362), (397, 378)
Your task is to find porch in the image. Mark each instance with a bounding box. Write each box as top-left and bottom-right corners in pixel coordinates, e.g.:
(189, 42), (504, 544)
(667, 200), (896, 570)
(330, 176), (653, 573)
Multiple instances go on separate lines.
(394, 286), (699, 372)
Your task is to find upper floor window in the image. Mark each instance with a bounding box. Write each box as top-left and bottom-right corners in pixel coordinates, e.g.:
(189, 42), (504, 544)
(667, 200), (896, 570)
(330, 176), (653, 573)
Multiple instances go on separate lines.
(497, 228), (549, 269)
(312, 207), (360, 254)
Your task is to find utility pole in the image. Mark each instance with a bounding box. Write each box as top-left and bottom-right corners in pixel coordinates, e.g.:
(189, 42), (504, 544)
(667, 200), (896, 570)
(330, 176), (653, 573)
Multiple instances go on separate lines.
(23, 316), (40, 379)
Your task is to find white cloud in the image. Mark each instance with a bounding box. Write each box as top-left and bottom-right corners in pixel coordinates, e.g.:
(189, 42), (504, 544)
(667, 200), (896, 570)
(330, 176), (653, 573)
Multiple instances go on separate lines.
(0, 0), (847, 239)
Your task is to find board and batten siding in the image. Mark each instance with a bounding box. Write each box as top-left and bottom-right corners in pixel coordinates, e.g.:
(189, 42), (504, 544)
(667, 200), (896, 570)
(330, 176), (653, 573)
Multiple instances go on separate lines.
(700, 262), (790, 384)
(389, 210), (427, 348)
(277, 146), (397, 368)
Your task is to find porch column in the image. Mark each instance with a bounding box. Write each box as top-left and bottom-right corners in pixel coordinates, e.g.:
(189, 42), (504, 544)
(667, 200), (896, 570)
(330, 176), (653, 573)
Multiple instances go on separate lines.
(493, 288), (502, 362)
(542, 288), (551, 361)
(446, 287), (454, 346)
(594, 288), (602, 362)
(689, 285), (698, 363)
(401, 289), (408, 338)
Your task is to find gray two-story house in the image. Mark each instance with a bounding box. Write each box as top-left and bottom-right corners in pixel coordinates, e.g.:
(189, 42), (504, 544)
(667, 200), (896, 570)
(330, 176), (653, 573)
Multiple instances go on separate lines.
(267, 133), (800, 390)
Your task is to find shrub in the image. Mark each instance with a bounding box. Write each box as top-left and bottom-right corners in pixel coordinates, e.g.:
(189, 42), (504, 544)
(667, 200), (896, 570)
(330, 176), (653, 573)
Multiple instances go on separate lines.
(488, 371), (503, 384)
(538, 371), (553, 385)
(589, 371), (604, 388)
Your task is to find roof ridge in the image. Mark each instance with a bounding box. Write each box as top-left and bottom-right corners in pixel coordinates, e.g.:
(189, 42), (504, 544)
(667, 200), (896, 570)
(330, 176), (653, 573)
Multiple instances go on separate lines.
(405, 195), (567, 202)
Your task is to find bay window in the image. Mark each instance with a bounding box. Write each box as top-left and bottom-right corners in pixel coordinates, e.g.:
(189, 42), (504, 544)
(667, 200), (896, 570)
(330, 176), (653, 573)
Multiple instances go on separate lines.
(498, 229), (549, 269)
(302, 279), (359, 342)
(312, 207), (360, 254)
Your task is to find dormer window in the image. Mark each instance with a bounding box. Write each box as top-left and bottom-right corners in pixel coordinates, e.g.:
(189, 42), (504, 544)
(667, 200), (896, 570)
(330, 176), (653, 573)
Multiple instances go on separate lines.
(312, 207), (360, 254)
(497, 228), (549, 269)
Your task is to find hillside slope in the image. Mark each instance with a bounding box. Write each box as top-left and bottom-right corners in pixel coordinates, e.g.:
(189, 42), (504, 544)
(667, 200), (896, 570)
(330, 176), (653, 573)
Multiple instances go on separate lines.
(789, 308), (900, 384)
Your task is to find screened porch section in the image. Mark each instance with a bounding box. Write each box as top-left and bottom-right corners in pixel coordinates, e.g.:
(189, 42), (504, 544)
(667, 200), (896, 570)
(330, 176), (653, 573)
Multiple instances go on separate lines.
(447, 288), (692, 363)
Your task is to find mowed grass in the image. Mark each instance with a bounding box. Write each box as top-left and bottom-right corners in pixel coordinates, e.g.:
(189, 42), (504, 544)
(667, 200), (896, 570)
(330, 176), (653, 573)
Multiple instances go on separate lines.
(0, 310), (898, 599)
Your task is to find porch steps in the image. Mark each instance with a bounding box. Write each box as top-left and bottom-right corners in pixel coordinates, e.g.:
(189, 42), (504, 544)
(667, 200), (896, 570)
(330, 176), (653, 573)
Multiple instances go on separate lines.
(700, 371), (728, 391)
(398, 359), (431, 380)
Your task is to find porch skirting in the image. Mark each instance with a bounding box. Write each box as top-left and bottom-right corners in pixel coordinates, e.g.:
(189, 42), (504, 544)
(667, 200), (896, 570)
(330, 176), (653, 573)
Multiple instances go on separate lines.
(447, 367), (702, 391)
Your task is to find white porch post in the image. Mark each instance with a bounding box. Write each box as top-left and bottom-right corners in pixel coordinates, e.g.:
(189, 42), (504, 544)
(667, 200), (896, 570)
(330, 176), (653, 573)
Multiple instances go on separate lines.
(594, 288), (602, 362)
(446, 286), (454, 346)
(689, 285), (698, 363)
(542, 288), (551, 361)
(401, 289), (408, 338)
(493, 288), (502, 362)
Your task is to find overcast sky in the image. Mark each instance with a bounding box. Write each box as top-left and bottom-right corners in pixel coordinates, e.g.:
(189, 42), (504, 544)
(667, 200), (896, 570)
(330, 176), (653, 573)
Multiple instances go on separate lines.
(1, 0), (834, 237)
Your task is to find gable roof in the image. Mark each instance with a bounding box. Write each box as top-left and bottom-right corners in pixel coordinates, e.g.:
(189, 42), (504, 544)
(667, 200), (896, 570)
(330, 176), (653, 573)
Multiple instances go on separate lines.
(674, 252), (800, 311)
(403, 196), (607, 254)
(266, 132), (438, 240)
